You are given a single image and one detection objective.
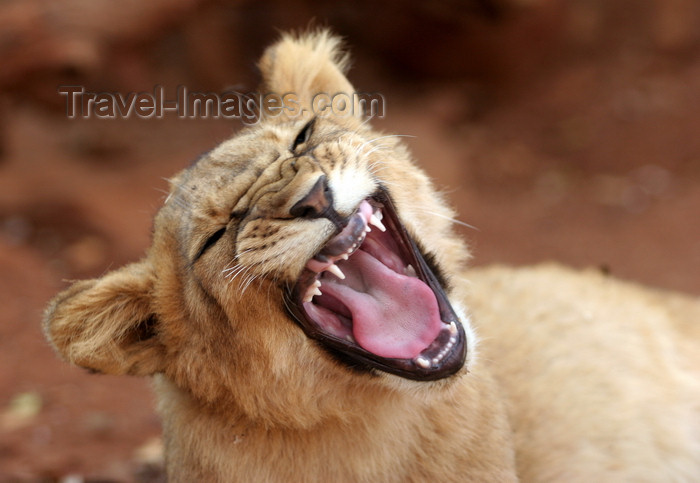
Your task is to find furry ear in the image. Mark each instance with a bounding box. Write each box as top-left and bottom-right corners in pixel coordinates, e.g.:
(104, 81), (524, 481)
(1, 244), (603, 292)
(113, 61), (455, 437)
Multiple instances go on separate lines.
(43, 260), (165, 376)
(258, 30), (364, 121)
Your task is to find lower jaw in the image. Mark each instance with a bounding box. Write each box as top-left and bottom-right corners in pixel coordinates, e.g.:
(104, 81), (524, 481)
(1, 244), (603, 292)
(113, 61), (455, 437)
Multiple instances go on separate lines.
(287, 293), (468, 381)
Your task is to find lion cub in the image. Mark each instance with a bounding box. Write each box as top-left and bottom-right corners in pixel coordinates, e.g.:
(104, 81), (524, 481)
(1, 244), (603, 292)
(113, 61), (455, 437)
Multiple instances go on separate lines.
(44, 31), (700, 482)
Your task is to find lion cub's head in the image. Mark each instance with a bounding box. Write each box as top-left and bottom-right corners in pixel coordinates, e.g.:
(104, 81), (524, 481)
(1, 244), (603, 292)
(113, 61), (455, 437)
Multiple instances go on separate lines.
(44, 31), (473, 426)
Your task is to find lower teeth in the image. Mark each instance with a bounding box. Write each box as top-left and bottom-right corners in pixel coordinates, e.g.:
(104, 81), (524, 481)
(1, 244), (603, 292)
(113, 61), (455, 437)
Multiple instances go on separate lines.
(414, 323), (458, 368)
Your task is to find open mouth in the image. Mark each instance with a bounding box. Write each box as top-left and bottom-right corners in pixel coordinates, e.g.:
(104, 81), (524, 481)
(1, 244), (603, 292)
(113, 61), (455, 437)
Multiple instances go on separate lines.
(287, 191), (467, 381)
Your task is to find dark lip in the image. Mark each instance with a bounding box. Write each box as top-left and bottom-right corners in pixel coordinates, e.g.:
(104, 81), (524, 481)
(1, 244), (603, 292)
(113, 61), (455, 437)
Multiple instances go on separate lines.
(285, 189), (467, 381)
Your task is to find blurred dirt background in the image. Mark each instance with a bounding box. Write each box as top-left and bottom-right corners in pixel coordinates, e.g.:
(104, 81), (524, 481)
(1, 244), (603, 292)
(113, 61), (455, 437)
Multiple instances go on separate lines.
(1, 0), (699, 481)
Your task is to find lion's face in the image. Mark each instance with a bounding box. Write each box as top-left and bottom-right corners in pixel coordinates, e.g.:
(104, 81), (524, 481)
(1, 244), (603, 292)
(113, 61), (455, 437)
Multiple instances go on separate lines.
(44, 31), (473, 427)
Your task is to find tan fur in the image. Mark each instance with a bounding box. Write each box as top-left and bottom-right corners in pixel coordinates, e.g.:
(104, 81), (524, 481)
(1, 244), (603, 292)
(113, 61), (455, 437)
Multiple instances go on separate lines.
(43, 30), (700, 482)
(466, 264), (700, 482)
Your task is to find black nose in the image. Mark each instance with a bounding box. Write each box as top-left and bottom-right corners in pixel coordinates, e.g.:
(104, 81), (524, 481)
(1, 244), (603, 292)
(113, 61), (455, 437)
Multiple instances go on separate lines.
(290, 175), (333, 219)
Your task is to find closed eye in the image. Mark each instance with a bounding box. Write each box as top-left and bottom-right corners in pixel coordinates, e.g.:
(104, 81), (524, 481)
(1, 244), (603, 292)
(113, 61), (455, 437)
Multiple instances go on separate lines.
(291, 118), (315, 152)
(194, 227), (226, 262)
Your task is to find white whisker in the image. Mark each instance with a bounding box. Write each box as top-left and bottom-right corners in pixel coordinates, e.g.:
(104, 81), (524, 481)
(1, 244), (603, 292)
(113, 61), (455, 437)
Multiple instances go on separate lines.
(363, 144), (389, 158)
(225, 264), (250, 281)
(240, 274), (259, 295)
(354, 134), (415, 158)
(222, 249), (256, 273)
(419, 209), (479, 231)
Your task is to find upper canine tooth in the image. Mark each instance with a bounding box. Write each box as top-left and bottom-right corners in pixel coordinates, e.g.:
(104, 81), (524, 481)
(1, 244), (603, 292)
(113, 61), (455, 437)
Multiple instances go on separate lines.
(327, 264), (346, 280)
(369, 214), (386, 232)
(313, 287), (322, 297)
(448, 321), (457, 335)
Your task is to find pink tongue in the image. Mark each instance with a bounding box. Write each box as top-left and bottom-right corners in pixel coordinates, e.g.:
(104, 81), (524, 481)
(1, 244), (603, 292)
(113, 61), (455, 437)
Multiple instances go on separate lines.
(321, 249), (442, 359)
